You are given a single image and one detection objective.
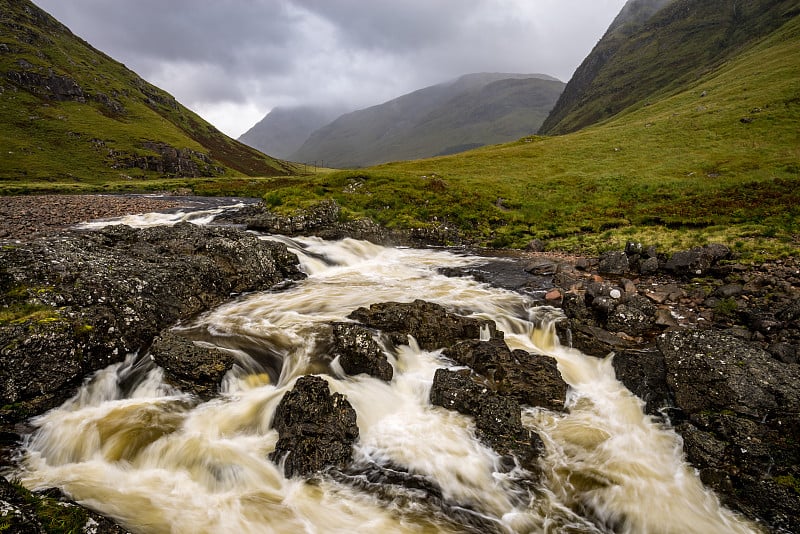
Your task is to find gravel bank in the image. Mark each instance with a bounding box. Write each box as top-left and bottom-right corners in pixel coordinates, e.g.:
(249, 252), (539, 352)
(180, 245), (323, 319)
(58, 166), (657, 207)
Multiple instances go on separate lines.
(0, 194), (253, 240)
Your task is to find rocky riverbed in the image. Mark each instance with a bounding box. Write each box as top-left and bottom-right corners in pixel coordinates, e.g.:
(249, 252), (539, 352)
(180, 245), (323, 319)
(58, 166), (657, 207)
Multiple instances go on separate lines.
(0, 196), (798, 532)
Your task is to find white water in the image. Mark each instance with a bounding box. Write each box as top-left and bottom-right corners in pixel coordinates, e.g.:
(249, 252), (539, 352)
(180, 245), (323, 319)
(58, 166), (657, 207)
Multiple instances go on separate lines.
(14, 212), (762, 533)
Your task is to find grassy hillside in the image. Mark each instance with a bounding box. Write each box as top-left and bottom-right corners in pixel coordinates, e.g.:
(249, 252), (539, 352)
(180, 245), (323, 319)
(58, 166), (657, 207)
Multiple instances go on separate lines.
(539, 0), (800, 135)
(258, 13), (800, 258)
(0, 0), (295, 194)
(290, 73), (564, 168)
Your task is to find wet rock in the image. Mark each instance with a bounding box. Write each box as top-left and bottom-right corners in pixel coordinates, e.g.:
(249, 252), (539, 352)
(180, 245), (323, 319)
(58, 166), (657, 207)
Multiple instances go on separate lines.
(526, 238), (545, 252)
(348, 299), (499, 350)
(597, 250), (629, 275)
(605, 295), (657, 338)
(270, 375), (359, 478)
(657, 329), (800, 528)
(639, 256), (659, 274)
(442, 338), (567, 411)
(0, 223), (304, 421)
(218, 199), (463, 247)
(0, 476), (131, 533)
(148, 331), (235, 401)
(611, 348), (676, 417)
(663, 244), (731, 277)
(430, 368), (542, 471)
(330, 323), (393, 381)
(768, 342), (798, 364)
(658, 329), (799, 418)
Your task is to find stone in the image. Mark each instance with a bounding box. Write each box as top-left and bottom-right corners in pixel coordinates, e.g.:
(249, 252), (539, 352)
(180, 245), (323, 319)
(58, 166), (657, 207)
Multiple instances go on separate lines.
(270, 375), (359, 478)
(330, 323), (393, 381)
(442, 338), (567, 411)
(348, 299), (499, 350)
(429, 368), (542, 471)
(598, 250), (629, 275)
(0, 223), (304, 420)
(664, 244), (731, 277)
(148, 331), (235, 401)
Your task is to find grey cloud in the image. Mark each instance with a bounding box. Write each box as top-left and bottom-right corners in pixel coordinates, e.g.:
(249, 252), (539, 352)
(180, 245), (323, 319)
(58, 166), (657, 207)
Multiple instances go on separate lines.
(34, 0), (628, 136)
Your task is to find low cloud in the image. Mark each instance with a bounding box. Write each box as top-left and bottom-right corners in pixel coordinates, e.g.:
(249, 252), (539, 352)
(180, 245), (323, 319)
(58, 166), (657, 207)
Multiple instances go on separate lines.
(36, 0), (627, 137)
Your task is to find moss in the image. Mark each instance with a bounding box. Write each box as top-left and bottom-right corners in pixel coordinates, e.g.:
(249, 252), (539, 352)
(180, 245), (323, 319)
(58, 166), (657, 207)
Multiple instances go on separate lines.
(714, 297), (739, 317)
(774, 475), (800, 495)
(3, 480), (89, 534)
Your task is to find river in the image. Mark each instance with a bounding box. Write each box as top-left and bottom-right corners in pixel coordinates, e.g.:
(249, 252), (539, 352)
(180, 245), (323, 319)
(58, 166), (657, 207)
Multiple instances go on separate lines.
(14, 209), (761, 533)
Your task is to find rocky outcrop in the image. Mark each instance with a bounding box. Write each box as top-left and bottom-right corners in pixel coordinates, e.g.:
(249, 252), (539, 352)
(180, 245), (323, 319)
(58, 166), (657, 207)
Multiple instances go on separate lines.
(148, 331), (235, 401)
(330, 323), (393, 381)
(348, 299), (499, 350)
(108, 142), (225, 177)
(269, 375), (359, 478)
(442, 338), (567, 411)
(0, 222), (304, 421)
(430, 368), (543, 472)
(216, 199), (463, 247)
(657, 329), (800, 531)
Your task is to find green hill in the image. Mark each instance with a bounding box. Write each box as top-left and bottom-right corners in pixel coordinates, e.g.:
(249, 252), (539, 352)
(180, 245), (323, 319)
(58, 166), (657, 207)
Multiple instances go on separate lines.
(263, 11), (800, 258)
(0, 0), (295, 194)
(290, 73), (564, 168)
(539, 0), (800, 135)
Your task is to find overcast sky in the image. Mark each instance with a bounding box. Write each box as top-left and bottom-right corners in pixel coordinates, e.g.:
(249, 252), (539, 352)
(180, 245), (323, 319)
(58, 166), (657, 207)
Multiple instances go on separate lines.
(35, 0), (628, 138)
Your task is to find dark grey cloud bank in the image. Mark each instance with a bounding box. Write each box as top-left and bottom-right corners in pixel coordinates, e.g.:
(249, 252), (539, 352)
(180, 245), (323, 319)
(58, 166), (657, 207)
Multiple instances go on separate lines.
(35, 0), (627, 137)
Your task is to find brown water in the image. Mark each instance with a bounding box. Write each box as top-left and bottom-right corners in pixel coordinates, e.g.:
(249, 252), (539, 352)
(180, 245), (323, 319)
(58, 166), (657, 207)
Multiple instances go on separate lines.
(15, 213), (762, 533)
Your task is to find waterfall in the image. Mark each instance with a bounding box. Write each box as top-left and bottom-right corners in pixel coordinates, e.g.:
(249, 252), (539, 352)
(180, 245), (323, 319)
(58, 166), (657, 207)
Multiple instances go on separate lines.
(13, 212), (760, 533)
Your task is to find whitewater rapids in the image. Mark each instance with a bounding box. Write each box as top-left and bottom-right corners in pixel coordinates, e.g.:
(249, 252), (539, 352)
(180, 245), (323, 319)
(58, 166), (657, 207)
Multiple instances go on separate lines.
(13, 211), (761, 533)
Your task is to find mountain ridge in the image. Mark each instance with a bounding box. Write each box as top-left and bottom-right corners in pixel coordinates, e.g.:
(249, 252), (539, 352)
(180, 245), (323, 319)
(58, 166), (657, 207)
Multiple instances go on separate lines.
(289, 72), (564, 168)
(539, 0), (800, 135)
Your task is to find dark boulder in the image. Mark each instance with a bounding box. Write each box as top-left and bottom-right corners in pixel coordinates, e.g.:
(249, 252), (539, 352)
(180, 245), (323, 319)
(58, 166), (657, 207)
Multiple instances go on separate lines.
(663, 244), (731, 277)
(657, 329), (799, 418)
(330, 323), (393, 381)
(430, 368), (542, 471)
(442, 338), (567, 411)
(270, 375), (359, 478)
(657, 329), (800, 528)
(611, 348), (676, 418)
(597, 250), (629, 275)
(217, 200), (463, 247)
(348, 299), (499, 350)
(148, 331), (235, 401)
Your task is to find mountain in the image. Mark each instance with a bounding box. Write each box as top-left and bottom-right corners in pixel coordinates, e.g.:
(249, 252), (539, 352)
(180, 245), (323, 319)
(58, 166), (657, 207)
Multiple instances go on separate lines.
(539, 0), (800, 135)
(238, 105), (347, 160)
(0, 0), (294, 190)
(290, 73), (564, 168)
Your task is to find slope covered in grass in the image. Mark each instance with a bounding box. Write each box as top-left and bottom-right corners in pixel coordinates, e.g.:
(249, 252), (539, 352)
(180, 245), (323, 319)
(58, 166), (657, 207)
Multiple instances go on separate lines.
(539, 0), (800, 135)
(0, 0), (295, 194)
(262, 13), (800, 257)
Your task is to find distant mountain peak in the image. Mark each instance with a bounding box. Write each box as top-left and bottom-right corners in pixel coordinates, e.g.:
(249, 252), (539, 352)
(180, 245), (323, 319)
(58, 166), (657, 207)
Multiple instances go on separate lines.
(288, 72), (564, 168)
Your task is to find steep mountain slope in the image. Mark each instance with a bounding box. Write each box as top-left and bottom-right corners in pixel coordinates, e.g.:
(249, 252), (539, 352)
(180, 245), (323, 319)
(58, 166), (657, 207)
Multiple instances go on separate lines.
(0, 0), (294, 189)
(539, 0), (800, 135)
(290, 73), (564, 168)
(238, 105), (347, 160)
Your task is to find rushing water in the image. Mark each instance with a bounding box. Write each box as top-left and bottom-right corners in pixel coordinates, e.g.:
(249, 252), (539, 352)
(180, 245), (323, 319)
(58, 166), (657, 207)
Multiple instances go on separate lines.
(13, 211), (762, 533)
